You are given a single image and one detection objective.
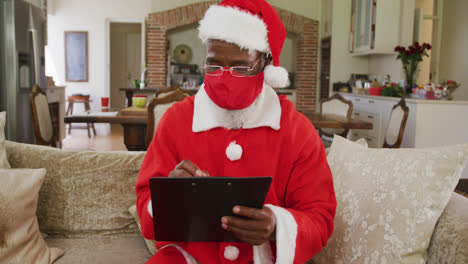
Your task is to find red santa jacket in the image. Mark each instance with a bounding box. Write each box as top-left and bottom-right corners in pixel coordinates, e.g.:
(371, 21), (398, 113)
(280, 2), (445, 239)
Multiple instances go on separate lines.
(135, 85), (336, 263)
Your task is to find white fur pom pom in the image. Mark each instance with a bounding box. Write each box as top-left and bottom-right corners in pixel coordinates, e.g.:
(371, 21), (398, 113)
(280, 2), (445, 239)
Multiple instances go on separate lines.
(226, 141), (242, 161)
(224, 245), (240, 261)
(264, 65), (290, 88)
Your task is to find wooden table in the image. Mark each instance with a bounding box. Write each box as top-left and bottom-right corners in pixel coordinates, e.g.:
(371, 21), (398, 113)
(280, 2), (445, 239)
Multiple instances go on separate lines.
(65, 109), (147, 151)
(299, 111), (373, 130)
(120, 88), (198, 107)
(65, 109), (372, 151)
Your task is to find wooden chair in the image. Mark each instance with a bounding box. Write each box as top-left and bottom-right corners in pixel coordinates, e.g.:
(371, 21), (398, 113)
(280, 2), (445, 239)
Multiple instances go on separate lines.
(146, 89), (189, 147)
(319, 93), (353, 145)
(383, 98), (409, 148)
(30, 84), (60, 148)
(154, 85), (180, 98)
(66, 95), (96, 137)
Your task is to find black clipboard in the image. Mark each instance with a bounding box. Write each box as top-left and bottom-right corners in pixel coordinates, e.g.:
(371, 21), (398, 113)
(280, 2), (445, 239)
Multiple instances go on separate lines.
(149, 176), (272, 242)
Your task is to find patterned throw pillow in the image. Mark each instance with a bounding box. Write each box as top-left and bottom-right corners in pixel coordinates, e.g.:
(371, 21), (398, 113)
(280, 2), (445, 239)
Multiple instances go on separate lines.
(314, 136), (468, 263)
(5, 140), (146, 234)
(0, 112), (10, 168)
(0, 168), (63, 263)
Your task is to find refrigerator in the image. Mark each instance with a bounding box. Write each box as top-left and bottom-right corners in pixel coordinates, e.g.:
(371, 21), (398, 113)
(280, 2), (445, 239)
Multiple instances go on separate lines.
(0, 0), (46, 143)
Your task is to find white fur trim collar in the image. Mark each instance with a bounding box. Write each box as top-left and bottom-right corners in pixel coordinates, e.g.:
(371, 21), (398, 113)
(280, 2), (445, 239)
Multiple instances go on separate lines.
(192, 84), (281, 132)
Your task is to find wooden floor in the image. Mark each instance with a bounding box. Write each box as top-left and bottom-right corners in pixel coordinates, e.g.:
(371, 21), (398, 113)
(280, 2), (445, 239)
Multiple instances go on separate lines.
(62, 124), (127, 151)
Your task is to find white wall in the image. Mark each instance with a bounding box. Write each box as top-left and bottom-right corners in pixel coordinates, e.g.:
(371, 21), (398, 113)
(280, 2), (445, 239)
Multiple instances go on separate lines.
(268, 0), (320, 20)
(24, 0), (42, 7)
(150, 0), (321, 20)
(47, 0), (150, 109)
(150, 0), (210, 13)
(367, 55), (403, 83)
(280, 34), (297, 74)
(321, 0), (333, 38)
(439, 0), (468, 100)
(329, 0), (368, 91)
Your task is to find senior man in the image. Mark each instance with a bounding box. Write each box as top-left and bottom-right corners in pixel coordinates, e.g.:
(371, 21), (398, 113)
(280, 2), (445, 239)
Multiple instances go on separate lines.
(136, 0), (336, 263)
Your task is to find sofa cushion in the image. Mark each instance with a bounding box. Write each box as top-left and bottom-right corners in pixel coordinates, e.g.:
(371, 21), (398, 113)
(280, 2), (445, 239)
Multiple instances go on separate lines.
(5, 141), (146, 234)
(314, 136), (468, 263)
(129, 204), (157, 255)
(45, 234), (151, 264)
(0, 168), (64, 263)
(0, 112), (10, 168)
(427, 192), (468, 264)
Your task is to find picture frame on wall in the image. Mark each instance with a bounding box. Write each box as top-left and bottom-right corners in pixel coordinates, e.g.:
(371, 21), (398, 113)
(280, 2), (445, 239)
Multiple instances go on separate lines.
(65, 31), (88, 82)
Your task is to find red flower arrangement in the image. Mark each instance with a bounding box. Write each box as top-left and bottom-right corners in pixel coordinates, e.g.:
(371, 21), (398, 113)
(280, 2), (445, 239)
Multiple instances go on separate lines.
(394, 42), (432, 94)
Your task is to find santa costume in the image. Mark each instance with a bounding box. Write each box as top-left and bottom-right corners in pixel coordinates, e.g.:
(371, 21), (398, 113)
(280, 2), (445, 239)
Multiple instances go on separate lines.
(135, 0), (337, 263)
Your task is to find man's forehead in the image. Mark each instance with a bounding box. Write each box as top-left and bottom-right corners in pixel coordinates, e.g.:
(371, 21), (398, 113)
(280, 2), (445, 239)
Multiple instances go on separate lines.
(206, 39), (259, 58)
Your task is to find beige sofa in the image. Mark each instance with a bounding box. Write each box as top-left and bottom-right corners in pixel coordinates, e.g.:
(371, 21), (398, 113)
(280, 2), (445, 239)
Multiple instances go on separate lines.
(5, 140), (468, 263)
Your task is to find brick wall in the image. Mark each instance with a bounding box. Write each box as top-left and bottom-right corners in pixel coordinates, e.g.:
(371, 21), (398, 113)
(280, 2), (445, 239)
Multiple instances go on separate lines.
(146, 2), (319, 111)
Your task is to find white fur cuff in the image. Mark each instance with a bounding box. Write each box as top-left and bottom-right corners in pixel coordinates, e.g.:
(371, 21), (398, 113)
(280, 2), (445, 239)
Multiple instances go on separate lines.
(264, 65), (290, 88)
(253, 204), (297, 264)
(147, 200), (153, 218)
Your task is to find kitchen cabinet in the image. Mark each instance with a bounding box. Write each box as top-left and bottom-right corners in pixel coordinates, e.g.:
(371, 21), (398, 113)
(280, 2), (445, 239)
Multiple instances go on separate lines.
(350, 0), (404, 55)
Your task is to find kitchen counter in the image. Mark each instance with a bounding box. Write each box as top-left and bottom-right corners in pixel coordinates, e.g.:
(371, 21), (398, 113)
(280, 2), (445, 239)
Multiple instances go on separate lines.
(338, 92), (468, 105)
(339, 92), (468, 179)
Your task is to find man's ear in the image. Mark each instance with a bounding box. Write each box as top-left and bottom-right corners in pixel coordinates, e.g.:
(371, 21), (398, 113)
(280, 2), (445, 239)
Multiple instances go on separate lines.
(263, 53), (273, 69)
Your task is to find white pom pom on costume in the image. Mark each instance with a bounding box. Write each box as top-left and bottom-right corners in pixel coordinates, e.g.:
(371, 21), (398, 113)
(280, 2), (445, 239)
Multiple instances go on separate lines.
(224, 245), (240, 261)
(226, 141), (242, 161)
(264, 65), (290, 88)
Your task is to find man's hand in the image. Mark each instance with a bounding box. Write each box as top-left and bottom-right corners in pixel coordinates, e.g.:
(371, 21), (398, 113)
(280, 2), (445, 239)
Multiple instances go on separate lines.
(169, 160), (209, 177)
(221, 206), (276, 245)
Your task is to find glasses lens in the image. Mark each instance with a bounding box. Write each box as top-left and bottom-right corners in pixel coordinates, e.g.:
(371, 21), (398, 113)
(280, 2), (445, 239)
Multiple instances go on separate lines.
(231, 67), (251, 77)
(203, 65), (223, 75)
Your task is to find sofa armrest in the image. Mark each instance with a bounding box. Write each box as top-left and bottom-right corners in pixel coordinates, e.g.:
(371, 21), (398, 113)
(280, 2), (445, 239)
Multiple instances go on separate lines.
(427, 192), (468, 264)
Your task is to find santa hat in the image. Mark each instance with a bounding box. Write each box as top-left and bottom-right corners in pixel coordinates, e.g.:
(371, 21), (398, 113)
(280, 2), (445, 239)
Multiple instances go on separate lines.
(198, 0), (290, 88)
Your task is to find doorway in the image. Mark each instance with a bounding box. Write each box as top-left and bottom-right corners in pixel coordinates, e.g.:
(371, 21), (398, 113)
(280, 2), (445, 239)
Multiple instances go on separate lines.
(320, 36), (332, 100)
(110, 22), (142, 109)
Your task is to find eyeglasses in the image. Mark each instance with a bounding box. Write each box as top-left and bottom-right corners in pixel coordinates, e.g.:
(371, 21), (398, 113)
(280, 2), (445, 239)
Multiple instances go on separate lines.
(202, 57), (261, 77)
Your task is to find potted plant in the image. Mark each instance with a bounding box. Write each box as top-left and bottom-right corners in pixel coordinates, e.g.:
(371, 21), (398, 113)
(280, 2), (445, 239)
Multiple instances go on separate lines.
(394, 42), (431, 95)
(382, 82), (405, 98)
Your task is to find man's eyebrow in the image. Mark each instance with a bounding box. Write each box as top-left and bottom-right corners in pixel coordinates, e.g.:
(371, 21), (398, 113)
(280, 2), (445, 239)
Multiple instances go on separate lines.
(205, 58), (220, 64)
(230, 60), (249, 66)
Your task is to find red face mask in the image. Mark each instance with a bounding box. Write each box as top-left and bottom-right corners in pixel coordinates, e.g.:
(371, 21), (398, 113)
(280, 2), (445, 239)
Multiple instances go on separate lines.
(203, 71), (264, 110)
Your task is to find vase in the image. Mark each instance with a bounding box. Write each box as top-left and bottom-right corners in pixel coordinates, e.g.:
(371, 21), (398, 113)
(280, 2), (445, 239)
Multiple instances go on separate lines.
(404, 64), (418, 96)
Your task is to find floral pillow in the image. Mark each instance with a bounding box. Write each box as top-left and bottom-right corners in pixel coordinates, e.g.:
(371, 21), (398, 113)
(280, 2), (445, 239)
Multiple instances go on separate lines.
(314, 136), (468, 263)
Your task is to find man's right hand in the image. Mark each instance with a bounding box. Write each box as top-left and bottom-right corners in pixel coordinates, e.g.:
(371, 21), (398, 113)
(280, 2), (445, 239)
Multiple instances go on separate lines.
(169, 160), (209, 177)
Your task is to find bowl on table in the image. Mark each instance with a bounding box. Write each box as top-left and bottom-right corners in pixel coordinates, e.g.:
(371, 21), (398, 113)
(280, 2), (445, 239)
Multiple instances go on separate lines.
(132, 95), (147, 108)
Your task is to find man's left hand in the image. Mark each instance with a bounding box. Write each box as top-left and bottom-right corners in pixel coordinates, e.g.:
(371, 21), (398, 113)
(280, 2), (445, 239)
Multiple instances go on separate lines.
(221, 206), (276, 245)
